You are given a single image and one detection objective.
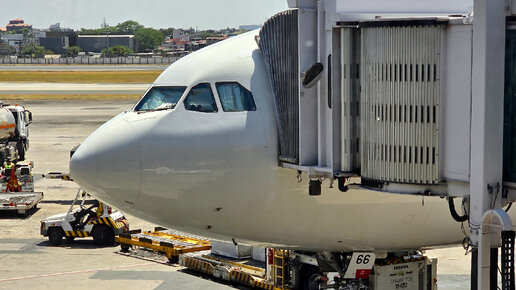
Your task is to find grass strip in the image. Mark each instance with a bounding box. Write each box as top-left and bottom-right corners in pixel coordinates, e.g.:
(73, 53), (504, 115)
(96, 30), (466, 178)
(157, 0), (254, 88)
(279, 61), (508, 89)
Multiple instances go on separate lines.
(0, 71), (161, 84)
(0, 94), (142, 100)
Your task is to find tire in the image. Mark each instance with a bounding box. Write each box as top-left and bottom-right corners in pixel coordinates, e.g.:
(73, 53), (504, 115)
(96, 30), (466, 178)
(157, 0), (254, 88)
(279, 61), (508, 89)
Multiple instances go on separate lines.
(168, 255), (179, 264)
(48, 227), (63, 246)
(302, 266), (323, 290)
(92, 225), (115, 245)
(120, 244), (131, 252)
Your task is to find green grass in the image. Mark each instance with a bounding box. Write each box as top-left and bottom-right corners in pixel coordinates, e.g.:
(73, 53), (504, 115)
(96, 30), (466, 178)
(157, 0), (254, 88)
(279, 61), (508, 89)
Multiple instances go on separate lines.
(0, 71), (161, 83)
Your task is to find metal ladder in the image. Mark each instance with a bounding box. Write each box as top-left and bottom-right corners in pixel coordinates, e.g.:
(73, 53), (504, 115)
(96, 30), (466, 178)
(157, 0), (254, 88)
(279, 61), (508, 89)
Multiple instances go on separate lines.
(272, 249), (288, 288)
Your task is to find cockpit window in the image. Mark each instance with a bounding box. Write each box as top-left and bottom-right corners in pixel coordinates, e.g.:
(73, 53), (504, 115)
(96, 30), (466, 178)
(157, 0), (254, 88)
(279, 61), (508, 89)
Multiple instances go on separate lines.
(134, 86), (186, 112)
(183, 83), (218, 113)
(215, 82), (256, 112)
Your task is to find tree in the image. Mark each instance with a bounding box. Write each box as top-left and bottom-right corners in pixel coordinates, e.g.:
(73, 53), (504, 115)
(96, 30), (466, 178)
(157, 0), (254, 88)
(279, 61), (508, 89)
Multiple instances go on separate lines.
(154, 49), (167, 57)
(135, 28), (164, 52)
(0, 42), (14, 56)
(198, 31), (219, 39)
(160, 27), (175, 38)
(101, 45), (133, 57)
(79, 20), (144, 36)
(65, 46), (81, 57)
(116, 20), (143, 35)
(79, 26), (118, 35)
(21, 44), (46, 58)
(19, 27), (32, 38)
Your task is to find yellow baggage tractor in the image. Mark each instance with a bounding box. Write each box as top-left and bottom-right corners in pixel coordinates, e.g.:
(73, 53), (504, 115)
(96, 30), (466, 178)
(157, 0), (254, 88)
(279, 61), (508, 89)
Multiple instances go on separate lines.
(40, 188), (129, 245)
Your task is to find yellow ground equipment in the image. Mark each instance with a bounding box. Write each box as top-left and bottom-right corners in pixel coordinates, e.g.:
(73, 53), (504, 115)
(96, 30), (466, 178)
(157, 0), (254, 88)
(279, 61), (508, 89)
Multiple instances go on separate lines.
(116, 227), (211, 263)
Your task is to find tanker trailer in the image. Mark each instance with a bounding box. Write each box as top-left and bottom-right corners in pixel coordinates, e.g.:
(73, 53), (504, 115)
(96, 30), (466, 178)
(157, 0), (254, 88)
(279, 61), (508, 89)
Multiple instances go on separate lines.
(0, 103), (32, 163)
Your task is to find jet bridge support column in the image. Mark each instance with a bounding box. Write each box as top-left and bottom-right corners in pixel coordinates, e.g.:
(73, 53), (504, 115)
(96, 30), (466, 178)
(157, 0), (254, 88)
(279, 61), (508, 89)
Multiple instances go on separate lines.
(470, 0), (509, 289)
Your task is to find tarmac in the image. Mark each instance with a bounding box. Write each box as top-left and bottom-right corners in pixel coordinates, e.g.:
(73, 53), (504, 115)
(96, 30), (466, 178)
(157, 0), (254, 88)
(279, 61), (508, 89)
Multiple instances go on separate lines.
(0, 99), (473, 290)
(0, 100), (238, 290)
(0, 82), (149, 95)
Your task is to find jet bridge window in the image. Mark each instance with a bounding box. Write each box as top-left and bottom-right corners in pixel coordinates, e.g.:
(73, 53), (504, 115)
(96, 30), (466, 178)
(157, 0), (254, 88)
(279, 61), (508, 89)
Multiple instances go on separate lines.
(215, 82), (256, 112)
(184, 83), (218, 113)
(134, 86), (187, 112)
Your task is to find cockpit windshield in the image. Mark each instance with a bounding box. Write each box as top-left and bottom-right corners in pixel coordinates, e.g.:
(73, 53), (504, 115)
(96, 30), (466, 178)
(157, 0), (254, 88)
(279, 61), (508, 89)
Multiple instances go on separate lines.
(134, 86), (187, 112)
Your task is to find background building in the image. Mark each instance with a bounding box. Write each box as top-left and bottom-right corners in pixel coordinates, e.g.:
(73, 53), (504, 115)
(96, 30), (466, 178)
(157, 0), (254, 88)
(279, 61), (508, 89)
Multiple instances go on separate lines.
(5, 19), (32, 32)
(206, 36), (227, 46)
(172, 29), (190, 41)
(77, 35), (135, 53)
(0, 34), (23, 53)
(39, 35), (69, 54)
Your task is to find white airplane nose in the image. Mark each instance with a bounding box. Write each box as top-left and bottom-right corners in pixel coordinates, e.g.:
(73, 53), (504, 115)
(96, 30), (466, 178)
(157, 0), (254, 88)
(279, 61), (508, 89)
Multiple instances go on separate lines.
(70, 115), (142, 208)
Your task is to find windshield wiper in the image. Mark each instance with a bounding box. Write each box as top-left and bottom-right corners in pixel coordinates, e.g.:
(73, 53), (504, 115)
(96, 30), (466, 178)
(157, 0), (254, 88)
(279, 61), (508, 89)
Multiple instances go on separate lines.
(138, 106), (174, 112)
(150, 107), (173, 112)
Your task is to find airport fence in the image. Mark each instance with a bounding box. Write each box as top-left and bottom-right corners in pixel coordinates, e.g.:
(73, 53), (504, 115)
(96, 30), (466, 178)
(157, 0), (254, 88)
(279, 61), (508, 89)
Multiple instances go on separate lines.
(0, 56), (179, 65)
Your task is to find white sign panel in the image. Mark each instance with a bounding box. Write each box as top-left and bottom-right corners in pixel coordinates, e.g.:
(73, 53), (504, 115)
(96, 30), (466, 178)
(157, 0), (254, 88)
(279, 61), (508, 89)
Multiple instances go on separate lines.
(343, 252), (376, 279)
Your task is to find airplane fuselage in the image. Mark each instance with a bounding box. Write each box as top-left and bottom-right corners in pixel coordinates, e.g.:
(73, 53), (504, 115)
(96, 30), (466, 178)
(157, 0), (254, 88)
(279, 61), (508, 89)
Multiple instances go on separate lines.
(71, 30), (474, 252)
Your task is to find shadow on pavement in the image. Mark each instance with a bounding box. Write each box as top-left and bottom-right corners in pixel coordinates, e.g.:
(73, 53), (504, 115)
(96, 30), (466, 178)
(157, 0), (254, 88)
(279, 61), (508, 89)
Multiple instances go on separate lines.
(36, 239), (119, 249)
(0, 206), (40, 219)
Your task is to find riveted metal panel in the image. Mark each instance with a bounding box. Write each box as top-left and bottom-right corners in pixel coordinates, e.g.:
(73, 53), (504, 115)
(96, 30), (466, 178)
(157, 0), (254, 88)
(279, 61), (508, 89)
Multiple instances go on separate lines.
(360, 25), (442, 184)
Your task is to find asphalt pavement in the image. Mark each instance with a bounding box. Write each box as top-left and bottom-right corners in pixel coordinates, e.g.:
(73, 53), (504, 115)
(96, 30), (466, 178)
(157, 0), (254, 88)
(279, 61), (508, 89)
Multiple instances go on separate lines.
(0, 94), (475, 289)
(0, 100), (238, 290)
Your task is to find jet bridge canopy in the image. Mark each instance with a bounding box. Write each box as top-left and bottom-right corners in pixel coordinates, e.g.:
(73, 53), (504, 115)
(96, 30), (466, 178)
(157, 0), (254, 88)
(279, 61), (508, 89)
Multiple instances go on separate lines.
(259, 9), (300, 165)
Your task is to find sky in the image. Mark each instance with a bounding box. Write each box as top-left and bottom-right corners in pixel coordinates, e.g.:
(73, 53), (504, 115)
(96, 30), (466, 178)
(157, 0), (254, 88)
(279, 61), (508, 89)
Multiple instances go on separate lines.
(0, 0), (289, 31)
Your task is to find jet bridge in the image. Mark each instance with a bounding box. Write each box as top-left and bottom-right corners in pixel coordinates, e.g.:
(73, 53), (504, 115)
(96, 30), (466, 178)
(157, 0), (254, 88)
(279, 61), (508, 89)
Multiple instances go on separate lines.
(258, 0), (516, 288)
(259, 6), (475, 196)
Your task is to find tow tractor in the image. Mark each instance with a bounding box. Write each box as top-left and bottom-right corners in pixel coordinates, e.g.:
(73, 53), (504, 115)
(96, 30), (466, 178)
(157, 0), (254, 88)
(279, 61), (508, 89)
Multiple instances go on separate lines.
(0, 161), (43, 216)
(40, 188), (129, 245)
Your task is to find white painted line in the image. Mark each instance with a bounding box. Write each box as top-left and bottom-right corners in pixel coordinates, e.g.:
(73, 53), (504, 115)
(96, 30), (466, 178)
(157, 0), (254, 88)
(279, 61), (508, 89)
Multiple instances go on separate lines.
(0, 262), (156, 282)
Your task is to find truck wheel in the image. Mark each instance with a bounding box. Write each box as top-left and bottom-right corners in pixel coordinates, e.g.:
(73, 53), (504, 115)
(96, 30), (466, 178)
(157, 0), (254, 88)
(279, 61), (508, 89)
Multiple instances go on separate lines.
(168, 255), (179, 264)
(92, 225), (115, 245)
(48, 227), (63, 245)
(302, 266), (323, 290)
(120, 244), (131, 252)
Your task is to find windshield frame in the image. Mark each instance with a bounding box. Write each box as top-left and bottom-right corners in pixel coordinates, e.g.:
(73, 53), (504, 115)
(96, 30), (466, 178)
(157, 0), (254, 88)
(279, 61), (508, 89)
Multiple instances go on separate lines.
(133, 85), (188, 113)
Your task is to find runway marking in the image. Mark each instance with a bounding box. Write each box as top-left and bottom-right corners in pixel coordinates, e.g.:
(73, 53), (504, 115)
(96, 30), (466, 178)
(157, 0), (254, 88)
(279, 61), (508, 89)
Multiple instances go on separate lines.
(0, 262), (155, 283)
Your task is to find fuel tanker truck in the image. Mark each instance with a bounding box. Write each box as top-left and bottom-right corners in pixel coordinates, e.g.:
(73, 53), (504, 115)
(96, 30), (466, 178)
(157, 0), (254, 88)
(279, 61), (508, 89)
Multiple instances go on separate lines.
(0, 102), (41, 216)
(0, 102), (32, 163)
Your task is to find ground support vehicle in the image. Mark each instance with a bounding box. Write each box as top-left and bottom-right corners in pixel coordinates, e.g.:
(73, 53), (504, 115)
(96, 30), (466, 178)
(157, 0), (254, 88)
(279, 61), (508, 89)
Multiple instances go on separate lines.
(116, 229), (437, 289)
(0, 103), (32, 163)
(40, 189), (129, 245)
(0, 161), (42, 216)
(180, 249), (437, 290)
(42, 172), (73, 181)
(179, 250), (279, 290)
(0, 192), (43, 216)
(115, 227), (211, 263)
(2, 161), (35, 192)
